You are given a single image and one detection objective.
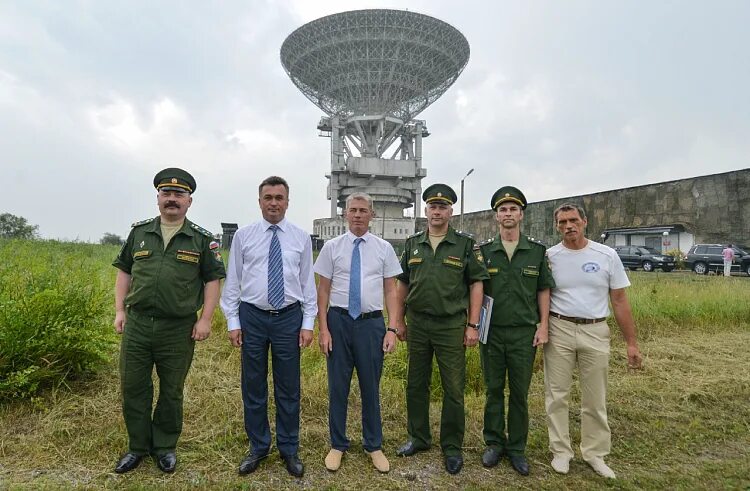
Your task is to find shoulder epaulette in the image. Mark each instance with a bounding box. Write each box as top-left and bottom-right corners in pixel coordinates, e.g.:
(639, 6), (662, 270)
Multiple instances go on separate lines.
(131, 217), (155, 227)
(476, 237), (495, 248)
(455, 230), (475, 239)
(527, 236), (547, 247)
(190, 223), (214, 238)
(407, 230), (425, 239)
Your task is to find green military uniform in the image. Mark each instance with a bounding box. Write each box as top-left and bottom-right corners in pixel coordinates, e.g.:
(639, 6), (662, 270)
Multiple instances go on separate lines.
(398, 184), (489, 457)
(112, 169), (225, 457)
(479, 187), (555, 458)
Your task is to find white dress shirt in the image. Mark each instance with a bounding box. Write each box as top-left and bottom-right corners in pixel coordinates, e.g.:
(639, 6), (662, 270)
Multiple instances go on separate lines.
(221, 218), (317, 331)
(313, 231), (402, 312)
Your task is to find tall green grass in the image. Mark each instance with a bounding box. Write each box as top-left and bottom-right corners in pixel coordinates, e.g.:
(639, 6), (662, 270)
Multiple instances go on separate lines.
(0, 239), (117, 400)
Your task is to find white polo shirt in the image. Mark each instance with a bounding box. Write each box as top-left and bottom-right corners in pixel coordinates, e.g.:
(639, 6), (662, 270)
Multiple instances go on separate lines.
(314, 231), (402, 313)
(547, 240), (630, 319)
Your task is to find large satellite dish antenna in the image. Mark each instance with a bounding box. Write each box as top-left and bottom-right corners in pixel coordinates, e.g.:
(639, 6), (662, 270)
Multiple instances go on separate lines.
(281, 9), (470, 239)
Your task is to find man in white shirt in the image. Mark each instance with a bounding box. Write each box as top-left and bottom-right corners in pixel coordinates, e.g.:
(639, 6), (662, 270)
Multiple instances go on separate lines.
(220, 176), (317, 478)
(314, 192), (402, 473)
(544, 203), (642, 480)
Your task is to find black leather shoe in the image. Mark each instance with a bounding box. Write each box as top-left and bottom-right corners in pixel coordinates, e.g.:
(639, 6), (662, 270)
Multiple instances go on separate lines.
(114, 452), (143, 474)
(156, 452), (176, 473)
(482, 447), (503, 468)
(282, 454), (304, 478)
(510, 455), (530, 476)
(396, 440), (429, 457)
(238, 452), (267, 475)
(445, 455), (464, 475)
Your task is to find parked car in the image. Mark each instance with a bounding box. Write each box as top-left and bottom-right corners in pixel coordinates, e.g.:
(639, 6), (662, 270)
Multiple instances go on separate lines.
(614, 246), (675, 272)
(684, 244), (750, 275)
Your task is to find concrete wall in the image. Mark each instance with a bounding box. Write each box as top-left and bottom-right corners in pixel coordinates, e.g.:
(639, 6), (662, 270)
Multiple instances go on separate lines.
(454, 168), (750, 246)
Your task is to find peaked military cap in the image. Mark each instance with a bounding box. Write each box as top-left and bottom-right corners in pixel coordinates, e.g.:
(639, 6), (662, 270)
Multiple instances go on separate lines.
(423, 183), (457, 205)
(491, 186), (527, 210)
(154, 167), (196, 194)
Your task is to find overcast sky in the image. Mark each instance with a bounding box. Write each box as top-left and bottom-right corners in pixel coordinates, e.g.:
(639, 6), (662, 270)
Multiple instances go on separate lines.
(1, 1), (748, 240)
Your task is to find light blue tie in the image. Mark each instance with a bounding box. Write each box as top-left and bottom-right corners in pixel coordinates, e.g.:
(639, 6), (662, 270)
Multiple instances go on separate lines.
(348, 238), (364, 319)
(267, 225), (284, 309)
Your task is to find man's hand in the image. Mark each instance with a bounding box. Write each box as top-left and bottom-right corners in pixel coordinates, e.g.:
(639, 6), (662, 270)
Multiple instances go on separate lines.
(228, 330), (242, 347)
(397, 325), (407, 342)
(113, 310), (127, 334)
(627, 344), (643, 369)
(299, 329), (313, 348)
(383, 331), (397, 353)
(318, 329), (333, 356)
(464, 327), (479, 347)
(192, 317), (212, 341)
(532, 325), (548, 347)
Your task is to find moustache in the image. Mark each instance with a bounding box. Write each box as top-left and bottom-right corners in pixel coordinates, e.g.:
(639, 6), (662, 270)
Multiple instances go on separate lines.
(165, 202), (180, 208)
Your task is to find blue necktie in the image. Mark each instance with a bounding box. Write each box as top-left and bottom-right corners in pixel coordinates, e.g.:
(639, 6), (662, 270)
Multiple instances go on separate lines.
(348, 238), (364, 319)
(267, 225), (284, 309)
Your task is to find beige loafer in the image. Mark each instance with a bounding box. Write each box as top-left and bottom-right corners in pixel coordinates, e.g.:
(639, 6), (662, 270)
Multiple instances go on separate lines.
(325, 449), (344, 471)
(367, 449), (390, 473)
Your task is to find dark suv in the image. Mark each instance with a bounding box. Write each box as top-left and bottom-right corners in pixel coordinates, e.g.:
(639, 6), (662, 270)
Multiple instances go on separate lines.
(685, 244), (750, 275)
(614, 246), (675, 272)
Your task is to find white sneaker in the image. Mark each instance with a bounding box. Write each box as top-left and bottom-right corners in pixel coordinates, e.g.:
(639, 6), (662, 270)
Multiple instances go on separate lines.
(551, 455), (570, 474)
(587, 458), (616, 479)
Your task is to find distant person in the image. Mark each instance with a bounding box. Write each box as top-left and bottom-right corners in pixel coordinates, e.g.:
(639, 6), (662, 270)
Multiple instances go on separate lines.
(220, 176), (317, 478)
(313, 192), (402, 473)
(722, 244), (734, 277)
(394, 184), (488, 475)
(544, 203), (642, 480)
(477, 186), (555, 476)
(112, 168), (226, 474)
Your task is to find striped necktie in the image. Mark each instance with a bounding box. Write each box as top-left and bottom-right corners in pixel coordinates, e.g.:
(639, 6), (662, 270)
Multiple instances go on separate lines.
(267, 224), (284, 309)
(348, 237), (364, 319)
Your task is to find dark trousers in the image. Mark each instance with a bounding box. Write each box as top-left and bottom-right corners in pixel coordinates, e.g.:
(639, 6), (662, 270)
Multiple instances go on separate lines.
(239, 302), (302, 457)
(326, 308), (386, 452)
(120, 309), (196, 456)
(480, 324), (537, 457)
(405, 310), (466, 456)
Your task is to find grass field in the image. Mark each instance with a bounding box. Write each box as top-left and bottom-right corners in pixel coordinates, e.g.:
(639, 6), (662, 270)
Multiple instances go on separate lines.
(1, 256), (749, 490)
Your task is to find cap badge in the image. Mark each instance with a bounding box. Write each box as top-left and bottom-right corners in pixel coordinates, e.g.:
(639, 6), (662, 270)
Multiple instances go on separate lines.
(437, 192), (442, 197)
(505, 193), (510, 197)
(171, 178), (177, 183)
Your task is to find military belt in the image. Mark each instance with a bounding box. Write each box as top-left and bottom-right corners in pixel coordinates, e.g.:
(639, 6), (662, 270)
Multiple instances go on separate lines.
(550, 311), (607, 325)
(329, 306), (383, 320)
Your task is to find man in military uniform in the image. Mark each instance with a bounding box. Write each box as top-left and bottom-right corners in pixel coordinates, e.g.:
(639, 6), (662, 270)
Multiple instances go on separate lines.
(394, 183), (489, 475)
(478, 186), (555, 476)
(112, 168), (226, 474)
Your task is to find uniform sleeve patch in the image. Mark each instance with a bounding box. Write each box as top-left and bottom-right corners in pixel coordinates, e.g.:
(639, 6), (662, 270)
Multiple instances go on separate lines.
(209, 241), (220, 250)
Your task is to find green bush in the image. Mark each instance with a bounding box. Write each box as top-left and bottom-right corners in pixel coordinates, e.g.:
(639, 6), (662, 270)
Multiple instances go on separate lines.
(0, 239), (117, 400)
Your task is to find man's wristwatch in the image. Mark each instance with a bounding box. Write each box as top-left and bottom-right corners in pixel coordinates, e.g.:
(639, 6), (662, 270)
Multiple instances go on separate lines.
(386, 327), (399, 335)
(466, 322), (480, 330)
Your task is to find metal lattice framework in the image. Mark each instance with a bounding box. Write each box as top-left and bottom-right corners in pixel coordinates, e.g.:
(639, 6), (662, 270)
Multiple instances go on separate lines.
(280, 9), (470, 122)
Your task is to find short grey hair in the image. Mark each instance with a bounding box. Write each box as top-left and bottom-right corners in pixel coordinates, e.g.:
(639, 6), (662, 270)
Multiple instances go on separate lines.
(553, 202), (587, 222)
(345, 192), (374, 210)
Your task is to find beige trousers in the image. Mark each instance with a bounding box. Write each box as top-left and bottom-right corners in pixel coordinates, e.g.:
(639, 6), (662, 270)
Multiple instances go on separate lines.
(543, 316), (611, 462)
